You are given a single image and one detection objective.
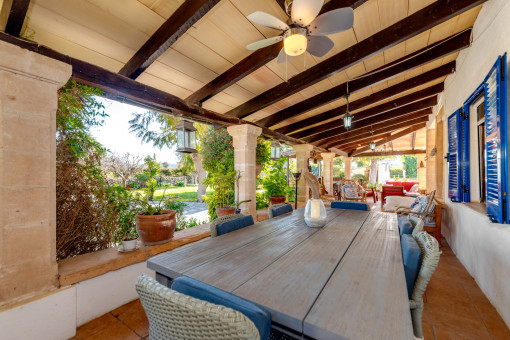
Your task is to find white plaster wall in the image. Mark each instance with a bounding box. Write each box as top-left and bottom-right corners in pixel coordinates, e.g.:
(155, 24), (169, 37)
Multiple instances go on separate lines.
(0, 261), (155, 339)
(435, 0), (510, 328)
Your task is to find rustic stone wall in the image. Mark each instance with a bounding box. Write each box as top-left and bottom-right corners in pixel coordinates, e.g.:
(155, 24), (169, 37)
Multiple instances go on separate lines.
(0, 40), (71, 307)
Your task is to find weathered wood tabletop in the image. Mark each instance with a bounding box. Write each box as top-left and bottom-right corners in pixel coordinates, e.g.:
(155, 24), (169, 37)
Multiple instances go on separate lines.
(147, 208), (414, 339)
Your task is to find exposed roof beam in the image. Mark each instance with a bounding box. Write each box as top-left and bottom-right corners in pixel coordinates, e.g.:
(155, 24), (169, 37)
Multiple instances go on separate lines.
(257, 30), (468, 127)
(349, 124), (427, 156)
(275, 62), (454, 135)
(309, 96), (437, 144)
(0, 32), (313, 149)
(411, 132), (416, 150)
(354, 149), (427, 157)
(321, 113), (430, 149)
(2, 0), (30, 37)
(186, 0), (365, 105)
(226, 0), (485, 118)
(118, 0), (220, 79)
(323, 114), (430, 149)
(292, 82), (443, 139)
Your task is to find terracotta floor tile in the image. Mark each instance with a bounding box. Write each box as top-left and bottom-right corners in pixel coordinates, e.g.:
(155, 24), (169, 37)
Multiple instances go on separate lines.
(122, 308), (150, 338)
(474, 301), (510, 340)
(433, 325), (486, 340)
(428, 309), (492, 340)
(112, 299), (145, 321)
(422, 322), (435, 340)
(71, 313), (118, 339)
(83, 319), (140, 340)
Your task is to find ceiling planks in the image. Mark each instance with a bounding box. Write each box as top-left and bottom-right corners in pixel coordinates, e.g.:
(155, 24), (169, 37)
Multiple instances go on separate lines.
(355, 149), (427, 157)
(118, 0), (221, 79)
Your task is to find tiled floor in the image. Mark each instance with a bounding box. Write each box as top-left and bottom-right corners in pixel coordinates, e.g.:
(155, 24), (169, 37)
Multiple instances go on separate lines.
(71, 206), (510, 340)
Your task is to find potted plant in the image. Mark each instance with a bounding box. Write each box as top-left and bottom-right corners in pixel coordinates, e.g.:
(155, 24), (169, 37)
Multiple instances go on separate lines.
(233, 171), (251, 214)
(111, 186), (139, 251)
(134, 190), (176, 245)
(261, 159), (290, 205)
(215, 173), (237, 217)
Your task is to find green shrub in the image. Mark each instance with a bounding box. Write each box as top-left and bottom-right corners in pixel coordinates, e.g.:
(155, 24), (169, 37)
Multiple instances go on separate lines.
(352, 174), (367, 184)
(390, 169), (404, 177)
(176, 181), (185, 187)
(261, 158), (291, 202)
(256, 190), (269, 210)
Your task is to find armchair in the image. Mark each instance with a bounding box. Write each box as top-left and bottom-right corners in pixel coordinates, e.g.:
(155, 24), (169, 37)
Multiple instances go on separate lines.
(381, 185), (404, 207)
(340, 179), (367, 203)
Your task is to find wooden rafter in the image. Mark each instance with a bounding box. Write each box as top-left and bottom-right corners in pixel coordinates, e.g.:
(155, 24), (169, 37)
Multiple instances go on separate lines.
(186, 0), (365, 105)
(349, 124), (427, 156)
(321, 114), (430, 149)
(354, 149), (427, 157)
(292, 82), (443, 139)
(411, 132), (416, 150)
(275, 62), (454, 135)
(0, 32), (315, 149)
(118, 0), (220, 79)
(309, 96), (437, 144)
(225, 0), (486, 118)
(257, 30), (469, 127)
(2, 0), (30, 37)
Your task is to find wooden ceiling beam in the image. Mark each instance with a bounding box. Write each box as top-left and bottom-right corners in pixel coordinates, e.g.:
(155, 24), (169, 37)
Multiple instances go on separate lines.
(2, 0), (30, 37)
(257, 29), (468, 127)
(119, 0), (220, 79)
(186, 0), (365, 105)
(292, 82), (443, 139)
(322, 114), (430, 149)
(354, 149), (427, 157)
(225, 0), (485, 118)
(0, 32), (314, 149)
(349, 124), (427, 156)
(309, 96), (436, 144)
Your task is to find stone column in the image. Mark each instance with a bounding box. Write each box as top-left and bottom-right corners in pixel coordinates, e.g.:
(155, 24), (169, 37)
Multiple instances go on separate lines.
(227, 124), (262, 220)
(321, 152), (335, 195)
(436, 117), (444, 199)
(417, 154), (427, 190)
(293, 144), (313, 203)
(0, 40), (71, 306)
(344, 156), (353, 179)
(426, 124), (437, 193)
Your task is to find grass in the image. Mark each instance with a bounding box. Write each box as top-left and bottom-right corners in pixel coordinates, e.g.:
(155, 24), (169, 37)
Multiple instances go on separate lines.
(131, 184), (211, 202)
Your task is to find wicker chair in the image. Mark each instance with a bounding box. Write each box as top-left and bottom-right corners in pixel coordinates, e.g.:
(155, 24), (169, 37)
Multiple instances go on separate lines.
(409, 216), (424, 238)
(302, 171), (336, 204)
(409, 232), (441, 339)
(395, 190), (437, 220)
(268, 203), (293, 219)
(340, 179), (367, 203)
(135, 274), (261, 340)
(210, 213), (248, 238)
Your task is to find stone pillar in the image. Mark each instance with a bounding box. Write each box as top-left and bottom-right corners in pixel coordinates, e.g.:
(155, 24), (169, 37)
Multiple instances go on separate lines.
(293, 144), (313, 203)
(0, 40), (71, 306)
(436, 117), (444, 199)
(426, 124), (437, 193)
(417, 154), (427, 190)
(344, 157), (353, 179)
(321, 152), (335, 195)
(227, 124), (262, 220)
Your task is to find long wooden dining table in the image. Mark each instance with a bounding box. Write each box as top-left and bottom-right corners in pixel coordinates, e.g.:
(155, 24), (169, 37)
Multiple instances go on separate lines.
(147, 207), (414, 339)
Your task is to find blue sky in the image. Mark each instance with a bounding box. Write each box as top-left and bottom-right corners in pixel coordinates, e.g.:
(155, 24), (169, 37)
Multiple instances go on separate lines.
(89, 98), (180, 166)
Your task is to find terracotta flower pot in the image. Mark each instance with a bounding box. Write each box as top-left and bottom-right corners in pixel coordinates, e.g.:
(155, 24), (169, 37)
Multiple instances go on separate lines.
(136, 209), (176, 246)
(216, 206), (236, 217)
(269, 195), (286, 205)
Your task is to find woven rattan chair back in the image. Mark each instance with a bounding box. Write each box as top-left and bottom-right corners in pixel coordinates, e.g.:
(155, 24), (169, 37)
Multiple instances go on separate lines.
(135, 274), (260, 340)
(409, 216), (424, 238)
(210, 214), (245, 237)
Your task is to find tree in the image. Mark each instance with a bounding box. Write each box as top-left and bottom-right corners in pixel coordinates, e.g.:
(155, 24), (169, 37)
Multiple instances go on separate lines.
(142, 155), (161, 200)
(403, 155), (418, 178)
(129, 111), (209, 202)
(104, 152), (142, 187)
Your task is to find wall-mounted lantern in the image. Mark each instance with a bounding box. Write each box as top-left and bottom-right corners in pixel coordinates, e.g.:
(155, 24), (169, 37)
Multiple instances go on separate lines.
(270, 140), (281, 160)
(176, 120), (197, 153)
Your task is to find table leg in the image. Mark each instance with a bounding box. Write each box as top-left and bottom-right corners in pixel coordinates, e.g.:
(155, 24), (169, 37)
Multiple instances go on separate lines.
(156, 272), (173, 288)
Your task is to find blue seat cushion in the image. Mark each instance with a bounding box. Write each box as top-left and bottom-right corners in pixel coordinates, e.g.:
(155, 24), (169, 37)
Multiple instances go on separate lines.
(272, 204), (293, 217)
(398, 216), (413, 236)
(401, 234), (422, 299)
(216, 215), (254, 236)
(171, 276), (271, 340)
(331, 201), (370, 211)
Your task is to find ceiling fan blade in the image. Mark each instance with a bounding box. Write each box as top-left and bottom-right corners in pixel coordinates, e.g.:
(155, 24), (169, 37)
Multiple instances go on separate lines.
(308, 8), (354, 36)
(247, 11), (290, 31)
(246, 36), (283, 51)
(291, 0), (324, 26)
(307, 35), (334, 57)
(276, 47), (294, 64)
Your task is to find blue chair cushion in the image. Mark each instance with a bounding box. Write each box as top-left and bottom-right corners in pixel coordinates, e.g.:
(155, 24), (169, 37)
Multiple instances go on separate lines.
(398, 216), (413, 236)
(171, 276), (272, 340)
(401, 234), (422, 299)
(216, 215), (254, 236)
(331, 201), (370, 211)
(272, 204), (293, 217)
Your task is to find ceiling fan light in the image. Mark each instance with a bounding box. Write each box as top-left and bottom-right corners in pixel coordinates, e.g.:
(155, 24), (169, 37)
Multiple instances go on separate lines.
(284, 28), (308, 56)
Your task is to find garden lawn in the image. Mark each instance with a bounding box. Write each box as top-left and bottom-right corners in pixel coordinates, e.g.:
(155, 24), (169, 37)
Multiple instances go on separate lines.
(131, 185), (210, 202)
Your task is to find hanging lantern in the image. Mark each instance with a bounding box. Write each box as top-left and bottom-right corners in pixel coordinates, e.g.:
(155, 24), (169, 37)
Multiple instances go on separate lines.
(370, 141), (376, 150)
(343, 83), (353, 130)
(175, 120), (197, 153)
(270, 140), (282, 160)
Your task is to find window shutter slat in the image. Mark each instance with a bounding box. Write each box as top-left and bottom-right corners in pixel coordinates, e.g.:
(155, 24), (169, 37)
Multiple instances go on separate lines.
(448, 110), (462, 202)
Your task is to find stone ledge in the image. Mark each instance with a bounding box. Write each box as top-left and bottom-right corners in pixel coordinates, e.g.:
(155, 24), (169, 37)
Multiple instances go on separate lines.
(58, 224), (211, 286)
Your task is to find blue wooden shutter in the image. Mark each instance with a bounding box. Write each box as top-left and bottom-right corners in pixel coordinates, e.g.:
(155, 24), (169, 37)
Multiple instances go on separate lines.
(448, 110), (462, 202)
(484, 54), (508, 223)
(460, 108), (471, 202)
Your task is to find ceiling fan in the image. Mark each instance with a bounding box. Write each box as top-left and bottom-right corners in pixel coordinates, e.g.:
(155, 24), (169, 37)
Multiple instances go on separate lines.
(245, 0), (354, 63)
